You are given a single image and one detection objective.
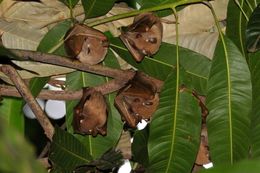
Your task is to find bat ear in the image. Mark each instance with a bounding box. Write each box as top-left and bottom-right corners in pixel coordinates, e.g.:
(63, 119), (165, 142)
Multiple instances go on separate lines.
(73, 87), (108, 136)
(120, 13), (163, 62)
(65, 24), (109, 65)
(114, 72), (160, 128)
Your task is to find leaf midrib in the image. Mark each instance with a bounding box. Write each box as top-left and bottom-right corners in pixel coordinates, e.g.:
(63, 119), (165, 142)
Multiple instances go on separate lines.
(220, 35), (233, 163)
(85, 0), (97, 18)
(52, 141), (90, 164)
(239, 0), (246, 57)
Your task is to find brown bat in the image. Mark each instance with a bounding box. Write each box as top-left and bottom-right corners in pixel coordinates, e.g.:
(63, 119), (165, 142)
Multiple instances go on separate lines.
(115, 72), (159, 128)
(120, 12), (163, 62)
(65, 24), (109, 65)
(73, 87), (107, 136)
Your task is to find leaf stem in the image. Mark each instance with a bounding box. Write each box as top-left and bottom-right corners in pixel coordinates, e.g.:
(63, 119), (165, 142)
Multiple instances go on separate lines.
(86, 0), (206, 27)
(244, 0), (254, 12)
(234, 0), (249, 21)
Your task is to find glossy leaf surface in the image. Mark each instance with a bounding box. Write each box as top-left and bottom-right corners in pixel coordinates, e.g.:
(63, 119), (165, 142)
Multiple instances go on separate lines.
(148, 70), (201, 173)
(49, 127), (92, 172)
(206, 36), (252, 165)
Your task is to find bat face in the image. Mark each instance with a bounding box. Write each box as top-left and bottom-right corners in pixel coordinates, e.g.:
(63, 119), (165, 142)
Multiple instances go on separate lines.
(65, 24), (109, 65)
(115, 72), (159, 128)
(120, 13), (163, 62)
(73, 88), (107, 136)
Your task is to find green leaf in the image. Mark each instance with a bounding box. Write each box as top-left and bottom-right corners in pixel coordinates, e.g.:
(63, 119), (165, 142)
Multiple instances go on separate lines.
(148, 70), (201, 173)
(49, 127), (92, 171)
(81, 0), (116, 19)
(37, 20), (72, 55)
(249, 51), (260, 158)
(206, 36), (252, 165)
(110, 37), (211, 95)
(0, 97), (24, 132)
(66, 50), (123, 159)
(0, 117), (47, 173)
(132, 126), (149, 167)
(226, 0), (260, 56)
(246, 5), (260, 53)
(0, 46), (21, 60)
(59, 0), (79, 8)
(138, 0), (185, 16)
(200, 159), (260, 173)
(76, 149), (124, 172)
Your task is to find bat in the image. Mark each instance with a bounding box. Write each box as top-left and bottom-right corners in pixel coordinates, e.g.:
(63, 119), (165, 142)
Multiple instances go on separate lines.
(115, 72), (159, 128)
(73, 87), (107, 136)
(65, 24), (109, 65)
(120, 13), (163, 62)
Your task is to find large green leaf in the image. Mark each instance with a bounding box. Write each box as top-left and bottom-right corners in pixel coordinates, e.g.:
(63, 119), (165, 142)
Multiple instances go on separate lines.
(200, 159), (260, 173)
(226, 0), (260, 56)
(110, 37), (211, 95)
(246, 5), (260, 53)
(49, 127), (92, 172)
(206, 36), (252, 165)
(249, 51), (260, 158)
(81, 0), (116, 19)
(148, 70), (201, 173)
(66, 50), (123, 159)
(0, 117), (47, 173)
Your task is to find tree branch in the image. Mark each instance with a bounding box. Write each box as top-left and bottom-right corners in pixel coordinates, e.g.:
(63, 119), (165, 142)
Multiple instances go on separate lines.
(0, 65), (54, 140)
(0, 78), (134, 100)
(8, 49), (134, 80)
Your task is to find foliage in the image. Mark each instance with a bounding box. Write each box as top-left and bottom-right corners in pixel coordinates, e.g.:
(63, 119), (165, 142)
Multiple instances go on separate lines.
(0, 117), (47, 173)
(0, 0), (260, 173)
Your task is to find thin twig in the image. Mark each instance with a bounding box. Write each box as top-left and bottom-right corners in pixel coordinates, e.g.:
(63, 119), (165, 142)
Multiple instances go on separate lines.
(38, 157), (51, 169)
(38, 142), (51, 159)
(9, 49), (134, 80)
(0, 65), (54, 140)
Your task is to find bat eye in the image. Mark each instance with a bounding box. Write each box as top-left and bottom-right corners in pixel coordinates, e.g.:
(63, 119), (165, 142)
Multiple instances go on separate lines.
(134, 98), (141, 102)
(101, 40), (109, 47)
(136, 33), (142, 38)
(149, 37), (157, 43)
(143, 101), (153, 106)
